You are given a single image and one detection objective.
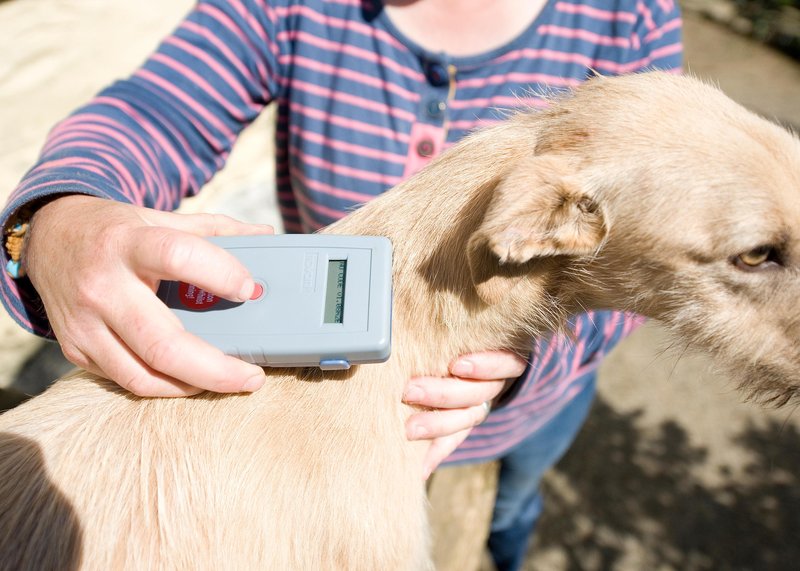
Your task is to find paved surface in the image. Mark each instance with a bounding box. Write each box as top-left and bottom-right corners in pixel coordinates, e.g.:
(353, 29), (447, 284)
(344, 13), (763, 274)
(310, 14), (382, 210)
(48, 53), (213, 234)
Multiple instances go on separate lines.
(1, 3), (799, 570)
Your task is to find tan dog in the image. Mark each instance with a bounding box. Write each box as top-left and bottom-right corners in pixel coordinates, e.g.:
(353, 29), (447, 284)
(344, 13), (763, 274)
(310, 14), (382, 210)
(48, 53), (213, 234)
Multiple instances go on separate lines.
(1, 72), (799, 570)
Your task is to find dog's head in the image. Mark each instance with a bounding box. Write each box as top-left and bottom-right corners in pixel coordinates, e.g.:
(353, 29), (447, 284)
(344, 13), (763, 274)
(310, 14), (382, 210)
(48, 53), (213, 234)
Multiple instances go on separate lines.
(467, 72), (800, 405)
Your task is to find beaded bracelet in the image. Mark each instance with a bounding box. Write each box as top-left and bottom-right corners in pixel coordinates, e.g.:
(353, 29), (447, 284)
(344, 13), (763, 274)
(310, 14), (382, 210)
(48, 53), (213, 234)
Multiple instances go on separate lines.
(4, 220), (29, 279)
(4, 196), (82, 279)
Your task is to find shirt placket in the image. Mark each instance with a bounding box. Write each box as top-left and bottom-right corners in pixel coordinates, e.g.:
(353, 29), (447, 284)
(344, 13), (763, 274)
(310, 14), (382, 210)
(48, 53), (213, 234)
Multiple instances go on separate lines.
(402, 57), (457, 179)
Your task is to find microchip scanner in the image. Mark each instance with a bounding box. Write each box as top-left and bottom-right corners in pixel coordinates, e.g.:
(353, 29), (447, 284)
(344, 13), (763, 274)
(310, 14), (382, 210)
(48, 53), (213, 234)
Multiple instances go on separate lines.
(156, 235), (393, 370)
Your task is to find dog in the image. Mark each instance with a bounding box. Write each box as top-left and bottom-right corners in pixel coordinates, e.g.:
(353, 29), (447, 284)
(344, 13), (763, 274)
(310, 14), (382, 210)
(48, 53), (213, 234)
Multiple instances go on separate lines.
(1, 72), (799, 570)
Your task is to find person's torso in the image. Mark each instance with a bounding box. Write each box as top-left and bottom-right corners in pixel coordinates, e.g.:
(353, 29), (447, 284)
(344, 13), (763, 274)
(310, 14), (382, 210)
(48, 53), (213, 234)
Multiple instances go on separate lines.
(270, 0), (660, 232)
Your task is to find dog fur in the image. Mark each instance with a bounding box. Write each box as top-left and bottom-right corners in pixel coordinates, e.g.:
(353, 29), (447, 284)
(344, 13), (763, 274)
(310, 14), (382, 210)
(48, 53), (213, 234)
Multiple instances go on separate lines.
(1, 72), (799, 570)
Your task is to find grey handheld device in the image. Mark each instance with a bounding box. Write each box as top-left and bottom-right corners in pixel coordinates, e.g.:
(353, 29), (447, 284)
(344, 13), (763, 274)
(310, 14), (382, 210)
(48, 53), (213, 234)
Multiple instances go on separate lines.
(156, 234), (393, 370)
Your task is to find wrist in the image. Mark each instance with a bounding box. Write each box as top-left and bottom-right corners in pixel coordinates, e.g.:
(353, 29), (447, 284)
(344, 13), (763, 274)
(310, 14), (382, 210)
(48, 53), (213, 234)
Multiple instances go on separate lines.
(4, 193), (89, 279)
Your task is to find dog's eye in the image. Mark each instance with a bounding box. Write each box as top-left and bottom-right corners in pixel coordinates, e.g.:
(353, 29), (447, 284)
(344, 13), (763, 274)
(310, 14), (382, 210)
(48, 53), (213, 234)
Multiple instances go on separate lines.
(734, 246), (782, 271)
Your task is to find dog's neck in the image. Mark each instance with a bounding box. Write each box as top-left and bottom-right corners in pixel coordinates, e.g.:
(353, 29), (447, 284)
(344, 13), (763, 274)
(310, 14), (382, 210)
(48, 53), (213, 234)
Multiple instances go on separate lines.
(327, 122), (583, 373)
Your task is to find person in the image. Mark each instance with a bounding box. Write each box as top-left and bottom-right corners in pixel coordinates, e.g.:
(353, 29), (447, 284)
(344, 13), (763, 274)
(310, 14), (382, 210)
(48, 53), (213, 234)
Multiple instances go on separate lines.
(0, 1), (682, 569)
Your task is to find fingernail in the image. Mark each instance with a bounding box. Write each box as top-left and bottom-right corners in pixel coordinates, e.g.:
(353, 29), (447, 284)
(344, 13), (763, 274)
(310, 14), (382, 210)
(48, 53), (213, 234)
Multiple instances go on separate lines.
(407, 424), (429, 440)
(451, 359), (474, 377)
(238, 279), (255, 302)
(242, 372), (265, 392)
(403, 385), (424, 403)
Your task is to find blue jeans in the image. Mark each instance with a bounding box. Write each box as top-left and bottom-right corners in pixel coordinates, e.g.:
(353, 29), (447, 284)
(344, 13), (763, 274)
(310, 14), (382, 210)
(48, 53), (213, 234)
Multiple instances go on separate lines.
(487, 376), (597, 571)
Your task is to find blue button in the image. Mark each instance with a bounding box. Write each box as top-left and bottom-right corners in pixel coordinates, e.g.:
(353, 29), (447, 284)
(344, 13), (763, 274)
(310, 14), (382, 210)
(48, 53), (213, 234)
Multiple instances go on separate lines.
(319, 359), (351, 371)
(424, 61), (449, 87)
(426, 99), (446, 119)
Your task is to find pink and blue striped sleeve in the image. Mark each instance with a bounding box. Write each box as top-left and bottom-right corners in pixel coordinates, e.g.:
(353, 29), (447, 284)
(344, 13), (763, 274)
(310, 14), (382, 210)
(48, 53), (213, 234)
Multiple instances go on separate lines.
(0, 0), (286, 336)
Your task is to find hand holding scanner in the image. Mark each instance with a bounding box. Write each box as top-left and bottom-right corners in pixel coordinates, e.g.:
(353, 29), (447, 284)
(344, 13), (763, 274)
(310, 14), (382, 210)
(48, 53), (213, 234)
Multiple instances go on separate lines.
(156, 235), (392, 370)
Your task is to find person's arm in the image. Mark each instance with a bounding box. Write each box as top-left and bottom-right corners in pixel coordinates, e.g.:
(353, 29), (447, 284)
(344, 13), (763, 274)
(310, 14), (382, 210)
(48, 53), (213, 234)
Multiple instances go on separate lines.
(1, 0), (286, 396)
(628, 0), (683, 73)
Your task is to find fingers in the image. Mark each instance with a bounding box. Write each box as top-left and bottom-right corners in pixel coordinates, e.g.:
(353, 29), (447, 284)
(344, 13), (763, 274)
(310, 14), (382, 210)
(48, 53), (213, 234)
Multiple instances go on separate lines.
(75, 332), (205, 398)
(61, 281), (267, 397)
(403, 375), (504, 409)
(449, 350), (528, 380)
(405, 401), (491, 442)
(404, 350), (526, 409)
(407, 402), (492, 479)
(403, 349), (527, 479)
(105, 282), (267, 395)
(56, 321), (205, 397)
(132, 209), (275, 303)
(129, 226), (258, 302)
(421, 428), (473, 480)
(146, 210), (274, 238)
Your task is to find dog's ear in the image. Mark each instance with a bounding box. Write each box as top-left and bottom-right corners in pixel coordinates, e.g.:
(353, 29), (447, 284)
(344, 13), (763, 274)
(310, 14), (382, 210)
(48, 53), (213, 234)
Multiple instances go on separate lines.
(467, 155), (607, 305)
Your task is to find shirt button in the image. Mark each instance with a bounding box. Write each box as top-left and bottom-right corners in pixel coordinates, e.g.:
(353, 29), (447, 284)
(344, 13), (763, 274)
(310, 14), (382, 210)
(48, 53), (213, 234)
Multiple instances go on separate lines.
(424, 61), (449, 87)
(426, 99), (446, 119)
(416, 139), (435, 158)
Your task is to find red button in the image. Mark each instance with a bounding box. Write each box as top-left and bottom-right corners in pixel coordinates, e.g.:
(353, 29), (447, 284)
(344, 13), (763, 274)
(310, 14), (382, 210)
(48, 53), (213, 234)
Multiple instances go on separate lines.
(416, 139), (435, 158)
(250, 283), (264, 300)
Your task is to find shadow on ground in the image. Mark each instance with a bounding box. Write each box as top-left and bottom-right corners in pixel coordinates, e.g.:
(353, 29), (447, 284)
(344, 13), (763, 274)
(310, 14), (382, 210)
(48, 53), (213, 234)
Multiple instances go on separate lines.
(0, 343), (72, 412)
(533, 396), (800, 571)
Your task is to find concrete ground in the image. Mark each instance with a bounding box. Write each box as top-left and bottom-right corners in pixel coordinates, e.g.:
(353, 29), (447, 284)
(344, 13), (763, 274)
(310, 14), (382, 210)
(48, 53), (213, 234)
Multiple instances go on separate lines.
(1, 2), (799, 570)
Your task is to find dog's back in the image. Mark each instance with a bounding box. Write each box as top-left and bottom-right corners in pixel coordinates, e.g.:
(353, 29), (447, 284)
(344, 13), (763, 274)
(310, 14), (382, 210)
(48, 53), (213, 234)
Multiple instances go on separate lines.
(0, 364), (430, 570)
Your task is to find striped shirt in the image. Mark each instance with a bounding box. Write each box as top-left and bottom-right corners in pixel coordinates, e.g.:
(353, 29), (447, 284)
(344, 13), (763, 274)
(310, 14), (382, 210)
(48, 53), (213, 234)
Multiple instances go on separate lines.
(0, 0), (682, 463)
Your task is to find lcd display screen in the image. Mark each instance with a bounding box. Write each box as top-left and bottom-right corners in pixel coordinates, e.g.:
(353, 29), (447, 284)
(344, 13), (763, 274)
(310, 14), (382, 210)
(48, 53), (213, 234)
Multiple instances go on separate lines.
(324, 260), (346, 323)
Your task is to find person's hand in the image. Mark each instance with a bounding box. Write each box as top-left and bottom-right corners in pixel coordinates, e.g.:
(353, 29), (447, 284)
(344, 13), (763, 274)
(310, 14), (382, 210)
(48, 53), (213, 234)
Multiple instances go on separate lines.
(403, 350), (527, 479)
(25, 194), (274, 397)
